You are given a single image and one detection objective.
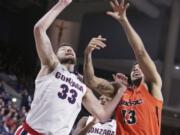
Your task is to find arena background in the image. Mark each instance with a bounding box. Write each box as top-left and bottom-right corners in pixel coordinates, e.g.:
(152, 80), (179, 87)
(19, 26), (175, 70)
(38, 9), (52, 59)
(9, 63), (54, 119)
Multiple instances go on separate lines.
(0, 0), (180, 134)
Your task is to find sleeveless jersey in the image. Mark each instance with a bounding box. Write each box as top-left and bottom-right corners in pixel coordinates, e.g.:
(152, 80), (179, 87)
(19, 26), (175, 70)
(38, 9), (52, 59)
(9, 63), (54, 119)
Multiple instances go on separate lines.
(115, 84), (163, 135)
(26, 64), (86, 135)
(86, 116), (116, 135)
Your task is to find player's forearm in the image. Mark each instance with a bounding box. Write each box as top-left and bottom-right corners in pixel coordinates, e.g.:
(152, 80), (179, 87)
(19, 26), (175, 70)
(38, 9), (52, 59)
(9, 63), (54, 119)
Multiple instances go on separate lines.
(119, 18), (161, 83)
(99, 87), (125, 122)
(83, 51), (96, 86)
(119, 18), (145, 56)
(34, 1), (70, 31)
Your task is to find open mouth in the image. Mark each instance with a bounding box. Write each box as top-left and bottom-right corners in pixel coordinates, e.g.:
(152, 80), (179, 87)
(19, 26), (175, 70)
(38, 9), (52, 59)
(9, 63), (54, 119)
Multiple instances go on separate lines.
(65, 53), (74, 56)
(132, 72), (141, 78)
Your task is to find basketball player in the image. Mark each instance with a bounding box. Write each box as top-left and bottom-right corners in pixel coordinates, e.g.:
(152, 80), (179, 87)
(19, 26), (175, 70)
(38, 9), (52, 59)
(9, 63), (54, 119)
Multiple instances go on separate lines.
(83, 0), (163, 135)
(14, 0), (127, 135)
(72, 95), (116, 135)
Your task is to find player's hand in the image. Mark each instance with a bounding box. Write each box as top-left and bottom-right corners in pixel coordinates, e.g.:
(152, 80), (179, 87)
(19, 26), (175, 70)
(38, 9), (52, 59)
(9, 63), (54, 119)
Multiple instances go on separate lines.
(112, 73), (128, 86)
(107, 0), (129, 22)
(111, 73), (128, 96)
(85, 35), (107, 54)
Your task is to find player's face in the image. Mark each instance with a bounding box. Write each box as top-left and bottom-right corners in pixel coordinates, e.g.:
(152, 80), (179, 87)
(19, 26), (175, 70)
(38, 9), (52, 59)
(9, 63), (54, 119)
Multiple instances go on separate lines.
(56, 46), (77, 64)
(99, 95), (112, 105)
(130, 64), (144, 82)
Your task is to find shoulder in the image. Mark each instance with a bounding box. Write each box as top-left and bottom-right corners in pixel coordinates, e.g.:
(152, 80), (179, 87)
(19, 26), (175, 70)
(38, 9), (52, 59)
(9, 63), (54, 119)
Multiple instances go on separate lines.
(36, 63), (65, 80)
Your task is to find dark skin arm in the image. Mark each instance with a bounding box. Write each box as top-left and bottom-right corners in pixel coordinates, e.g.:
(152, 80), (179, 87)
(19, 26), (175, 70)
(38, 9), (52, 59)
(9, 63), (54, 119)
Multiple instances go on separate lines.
(107, 0), (163, 101)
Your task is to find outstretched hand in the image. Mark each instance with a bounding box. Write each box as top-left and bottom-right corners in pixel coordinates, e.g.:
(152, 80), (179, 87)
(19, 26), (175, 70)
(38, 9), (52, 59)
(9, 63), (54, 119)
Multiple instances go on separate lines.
(107, 0), (129, 22)
(113, 73), (128, 86)
(85, 35), (107, 54)
(111, 73), (128, 95)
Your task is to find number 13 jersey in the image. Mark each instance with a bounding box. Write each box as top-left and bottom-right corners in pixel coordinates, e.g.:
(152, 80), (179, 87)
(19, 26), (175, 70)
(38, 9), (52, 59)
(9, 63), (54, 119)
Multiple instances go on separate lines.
(115, 84), (163, 135)
(26, 64), (86, 135)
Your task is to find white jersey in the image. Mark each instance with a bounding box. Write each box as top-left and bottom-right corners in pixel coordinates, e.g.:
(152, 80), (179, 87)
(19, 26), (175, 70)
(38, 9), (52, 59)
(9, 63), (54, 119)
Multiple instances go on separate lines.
(26, 64), (86, 135)
(86, 116), (116, 135)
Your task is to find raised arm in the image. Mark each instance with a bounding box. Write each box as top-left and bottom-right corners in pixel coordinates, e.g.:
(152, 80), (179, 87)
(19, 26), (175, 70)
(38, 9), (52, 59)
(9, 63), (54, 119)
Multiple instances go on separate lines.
(84, 36), (115, 97)
(107, 0), (163, 101)
(72, 116), (98, 135)
(82, 83), (126, 123)
(34, 0), (72, 68)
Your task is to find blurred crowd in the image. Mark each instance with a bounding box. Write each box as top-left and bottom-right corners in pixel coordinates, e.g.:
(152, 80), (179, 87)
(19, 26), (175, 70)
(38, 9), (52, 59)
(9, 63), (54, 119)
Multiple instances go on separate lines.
(0, 44), (36, 134)
(0, 74), (32, 134)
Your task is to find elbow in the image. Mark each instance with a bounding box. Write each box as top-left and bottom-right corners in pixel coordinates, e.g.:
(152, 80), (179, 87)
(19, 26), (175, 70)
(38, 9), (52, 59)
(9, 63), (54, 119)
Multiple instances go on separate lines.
(84, 77), (95, 87)
(84, 79), (97, 90)
(34, 24), (46, 35)
(84, 79), (92, 87)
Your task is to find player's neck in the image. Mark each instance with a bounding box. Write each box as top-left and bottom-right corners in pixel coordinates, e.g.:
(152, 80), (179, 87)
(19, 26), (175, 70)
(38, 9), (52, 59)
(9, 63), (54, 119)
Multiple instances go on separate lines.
(63, 64), (75, 72)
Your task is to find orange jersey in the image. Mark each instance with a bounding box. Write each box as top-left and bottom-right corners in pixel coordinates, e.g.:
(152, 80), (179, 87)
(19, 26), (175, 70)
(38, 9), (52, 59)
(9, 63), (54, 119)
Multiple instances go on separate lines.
(115, 84), (163, 135)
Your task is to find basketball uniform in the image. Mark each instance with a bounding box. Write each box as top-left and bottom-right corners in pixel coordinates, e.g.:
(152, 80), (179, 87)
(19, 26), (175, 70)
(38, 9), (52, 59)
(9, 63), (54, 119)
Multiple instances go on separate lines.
(86, 116), (116, 135)
(15, 64), (86, 135)
(115, 84), (163, 135)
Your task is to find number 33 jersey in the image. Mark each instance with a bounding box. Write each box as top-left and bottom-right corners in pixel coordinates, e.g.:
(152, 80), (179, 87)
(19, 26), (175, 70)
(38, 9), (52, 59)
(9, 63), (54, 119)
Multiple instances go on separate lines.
(115, 84), (163, 135)
(26, 64), (86, 135)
